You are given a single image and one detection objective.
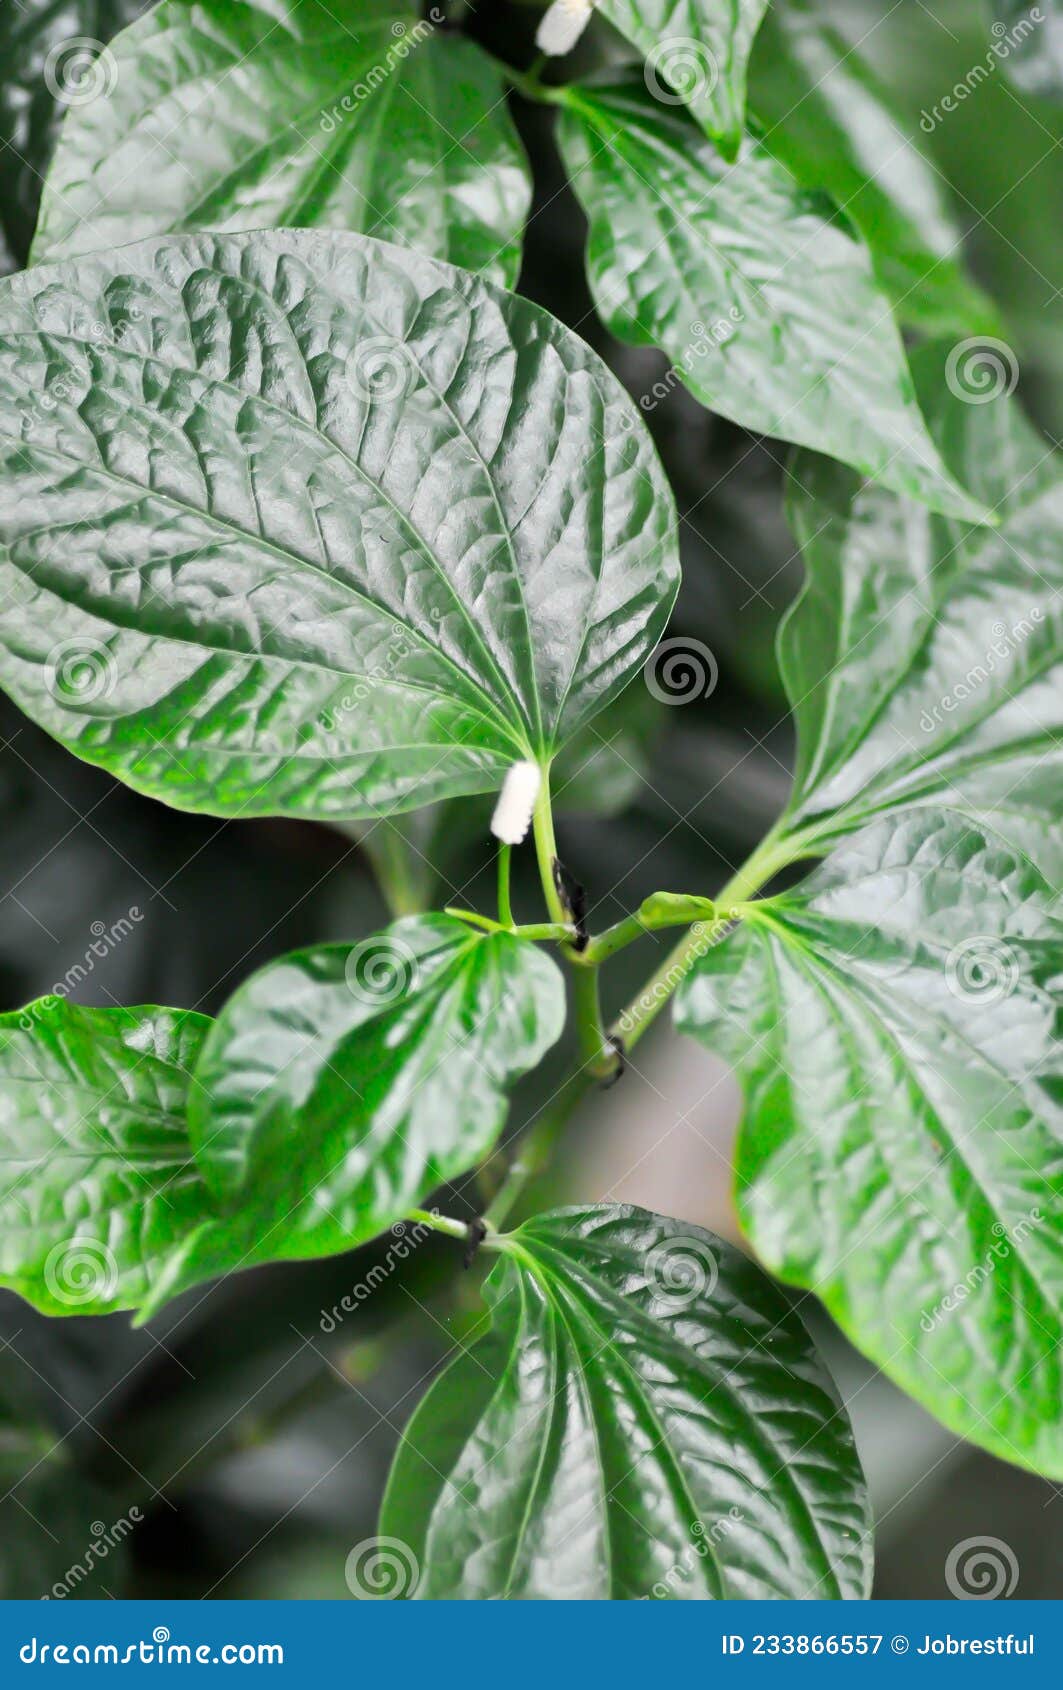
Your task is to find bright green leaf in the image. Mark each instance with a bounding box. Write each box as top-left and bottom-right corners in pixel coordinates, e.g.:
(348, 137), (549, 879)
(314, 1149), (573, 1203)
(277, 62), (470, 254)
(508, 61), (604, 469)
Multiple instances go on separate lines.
(677, 810), (1063, 1477)
(379, 1204), (872, 1599)
(555, 74), (987, 520)
(777, 345), (1063, 880)
(0, 998), (215, 1316)
(0, 0), (148, 267)
(748, 1), (1000, 336)
(597, 0), (769, 159)
(31, 0), (533, 287)
(0, 229), (679, 821)
(181, 915), (564, 1266)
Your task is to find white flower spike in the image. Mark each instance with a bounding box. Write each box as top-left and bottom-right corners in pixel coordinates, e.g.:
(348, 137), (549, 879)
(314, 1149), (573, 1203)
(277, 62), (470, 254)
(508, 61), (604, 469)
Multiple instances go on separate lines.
(535, 0), (595, 57)
(491, 760), (542, 845)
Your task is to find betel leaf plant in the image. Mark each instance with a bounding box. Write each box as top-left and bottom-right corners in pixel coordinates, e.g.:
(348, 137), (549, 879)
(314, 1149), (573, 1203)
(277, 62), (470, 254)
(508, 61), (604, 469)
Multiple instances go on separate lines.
(0, 0), (1057, 1602)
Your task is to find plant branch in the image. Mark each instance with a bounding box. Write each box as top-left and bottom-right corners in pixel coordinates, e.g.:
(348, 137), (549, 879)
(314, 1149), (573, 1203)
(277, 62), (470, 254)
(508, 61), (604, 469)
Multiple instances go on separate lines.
(497, 843), (513, 928)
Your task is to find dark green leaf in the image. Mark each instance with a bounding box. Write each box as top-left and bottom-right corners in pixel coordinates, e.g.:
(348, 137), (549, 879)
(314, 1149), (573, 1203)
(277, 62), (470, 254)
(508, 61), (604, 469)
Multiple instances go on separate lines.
(748, 2), (1000, 336)
(597, 0), (769, 159)
(776, 345), (1063, 880)
(30, 0), (532, 286)
(0, 229), (679, 820)
(677, 810), (1063, 1477)
(0, 0), (148, 267)
(995, 1), (1063, 103)
(379, 1204), (872, 1599)
(555, 75), (986, 520)
(0, 998), (215, 1316)
(180, 915), (564, 1266)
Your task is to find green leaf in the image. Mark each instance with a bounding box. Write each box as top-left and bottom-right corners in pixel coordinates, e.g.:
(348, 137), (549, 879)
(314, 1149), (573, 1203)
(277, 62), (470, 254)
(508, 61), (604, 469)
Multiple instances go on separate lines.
(0, 229), (679, 820)
(748, 2), (1000, 337)
(597, 0), (769, 159)
(677, 810), (1063, 1477)
(776, 345), (1063, 881)
(378, 1204), (872, 1599)
(0, 998), (215, 1316)
(994, 0), (1063, 103)
(0, 0), (148, 267)
(555, 74), (987, 521)
(31, 0), (533, 285)
(183, 915), (564, 1261)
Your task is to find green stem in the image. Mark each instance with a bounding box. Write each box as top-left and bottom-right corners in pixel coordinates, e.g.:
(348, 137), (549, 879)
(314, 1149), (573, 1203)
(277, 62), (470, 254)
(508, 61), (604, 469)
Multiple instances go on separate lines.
(531, 771), (568, 927)
(405, 1208), (474, 1243)
(571, 961), (616, 1081)
(483, 1069), (588, 1231)
(497, 843), (513, 929)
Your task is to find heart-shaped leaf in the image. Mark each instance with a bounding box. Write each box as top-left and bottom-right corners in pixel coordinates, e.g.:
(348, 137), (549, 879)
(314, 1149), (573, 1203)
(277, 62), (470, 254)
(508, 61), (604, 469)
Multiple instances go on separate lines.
(776, 345), (1063, 880)
(0, 998), (215, 1316)
(185, 915), (564, 1258)
(0, 229), (679, 820)
(677, 810), (1063, 1477)
(379, 1204), (872, 1599)
(0, 0), (149, 267)
(555, 75), (986, 520)
(748, 3), (1000, 337)
(30, 0), (533, 287)
(597, 0), (770, 159)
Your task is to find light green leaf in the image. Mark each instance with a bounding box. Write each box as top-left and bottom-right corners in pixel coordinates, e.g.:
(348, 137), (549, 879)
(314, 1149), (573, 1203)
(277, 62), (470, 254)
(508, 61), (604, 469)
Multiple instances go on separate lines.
(0, 0), (148, 267)
(31, 0), (532, 287)
(0, 229), (679, 821)
(555, 74), (987, 520)
(0, 998), (215, 1316)
(748, 2), (1000, 336)
(777, 345), (1063, 880)
(597, 0), (769, 158)
(179, 916), (564, 1270)
(677, 810), (1063, 1477)
(379, 1204), (872, 1599)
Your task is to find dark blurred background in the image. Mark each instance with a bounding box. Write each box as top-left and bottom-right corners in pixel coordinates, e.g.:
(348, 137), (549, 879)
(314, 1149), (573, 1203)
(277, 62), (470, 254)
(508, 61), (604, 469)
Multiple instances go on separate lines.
(0, 0), (1061, 1599)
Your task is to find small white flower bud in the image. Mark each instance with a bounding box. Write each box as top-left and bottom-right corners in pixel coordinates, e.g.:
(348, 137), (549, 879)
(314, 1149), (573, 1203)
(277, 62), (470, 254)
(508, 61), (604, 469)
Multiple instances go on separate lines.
(535, 0), (594, 57)
(491, 760), (542, 845)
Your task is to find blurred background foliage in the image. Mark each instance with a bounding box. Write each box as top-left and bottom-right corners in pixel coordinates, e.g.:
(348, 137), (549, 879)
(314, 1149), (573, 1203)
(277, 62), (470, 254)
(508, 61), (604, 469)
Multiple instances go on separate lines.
(0, 0), (1061, 1599)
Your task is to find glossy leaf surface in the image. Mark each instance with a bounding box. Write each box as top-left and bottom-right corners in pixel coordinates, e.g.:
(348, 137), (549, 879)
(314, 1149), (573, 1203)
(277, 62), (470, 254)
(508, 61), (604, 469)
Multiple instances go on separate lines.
(556, 76), (985, 520)
(597, 0), (770, 158)
(677, 811), (1063, 1476)
(0, 0), (148, 266)
(183, 915), (564, 1263)
(380, 1204), (872, 1599)
(31, 0), (532, 286)
(0, 229), (678, 820)
(748, 2), (999, 335)
(0, 999), (215, 1316)
(778, 348), (1063, 879)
